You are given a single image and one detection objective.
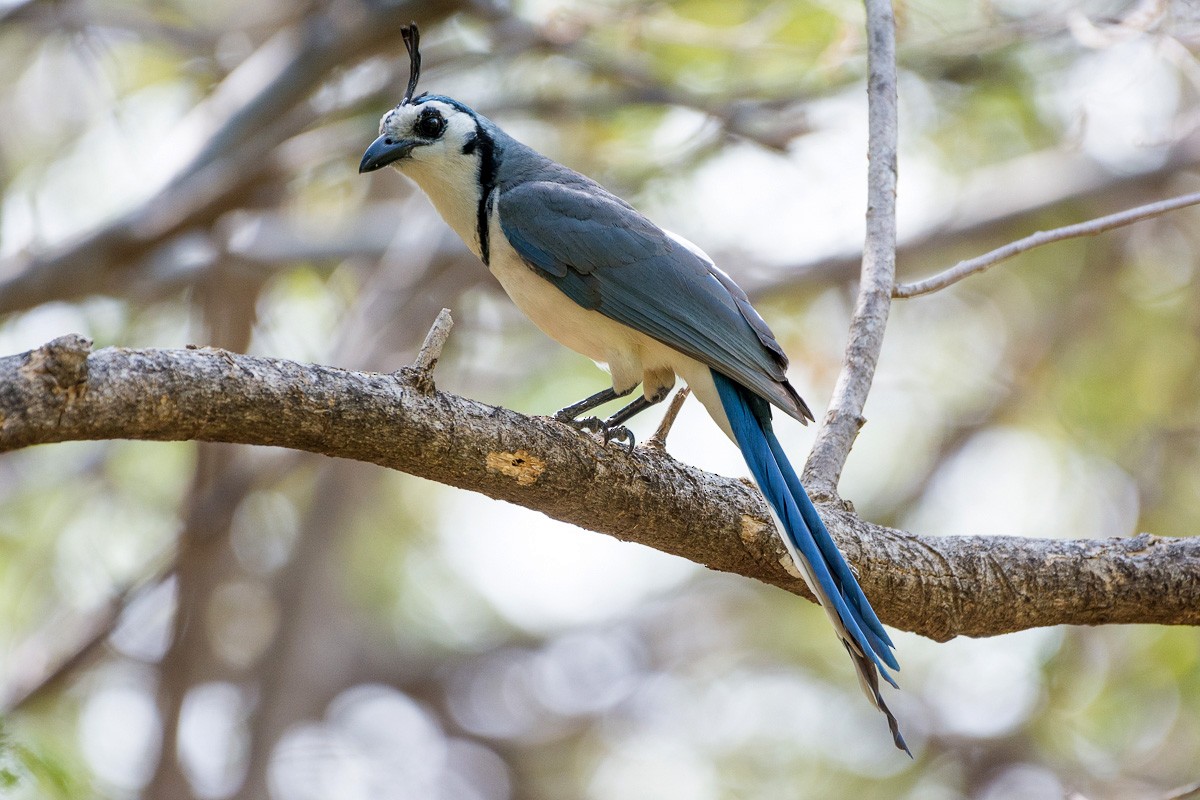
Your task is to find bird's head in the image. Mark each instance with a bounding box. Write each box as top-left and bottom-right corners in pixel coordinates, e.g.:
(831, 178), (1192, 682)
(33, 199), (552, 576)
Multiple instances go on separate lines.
(358, 24), (483, 175)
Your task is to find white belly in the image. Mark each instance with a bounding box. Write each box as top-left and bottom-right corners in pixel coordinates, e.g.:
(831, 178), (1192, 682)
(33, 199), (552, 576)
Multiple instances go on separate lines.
(486, 242), (649, 389)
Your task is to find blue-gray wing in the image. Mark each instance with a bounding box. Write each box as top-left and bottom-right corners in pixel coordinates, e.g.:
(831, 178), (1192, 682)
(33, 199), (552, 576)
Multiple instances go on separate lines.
(498, 180), (812, 422)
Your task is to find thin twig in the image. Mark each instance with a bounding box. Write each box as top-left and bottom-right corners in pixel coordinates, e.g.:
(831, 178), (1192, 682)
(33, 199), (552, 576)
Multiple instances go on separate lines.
(1163, 780), (1200, 800)
(801, 0), (899, 499)
(893, 190), (1200, 298)
(645, 387), (691, 449)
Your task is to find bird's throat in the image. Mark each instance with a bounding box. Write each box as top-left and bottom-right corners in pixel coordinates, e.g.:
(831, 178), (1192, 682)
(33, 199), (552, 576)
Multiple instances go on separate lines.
(402, 158), (488, 261)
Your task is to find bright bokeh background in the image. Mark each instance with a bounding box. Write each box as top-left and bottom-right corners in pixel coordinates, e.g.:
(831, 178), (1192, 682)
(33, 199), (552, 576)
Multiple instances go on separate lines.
(1, 0), (1199, 798)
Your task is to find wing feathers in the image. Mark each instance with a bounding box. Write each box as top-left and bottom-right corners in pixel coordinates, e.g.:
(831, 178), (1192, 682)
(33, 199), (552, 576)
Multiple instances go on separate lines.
(498, 179), (808, 421)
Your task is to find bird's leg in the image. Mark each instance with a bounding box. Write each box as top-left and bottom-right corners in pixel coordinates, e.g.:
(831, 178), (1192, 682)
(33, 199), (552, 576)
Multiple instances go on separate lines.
(598, 386), (671, 453)
(554, 386), (633, 434)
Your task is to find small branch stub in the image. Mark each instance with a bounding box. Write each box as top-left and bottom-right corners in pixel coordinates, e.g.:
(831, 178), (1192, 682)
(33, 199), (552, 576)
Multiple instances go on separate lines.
(645, 386), (691, 449)
(397, 308), (453, 394)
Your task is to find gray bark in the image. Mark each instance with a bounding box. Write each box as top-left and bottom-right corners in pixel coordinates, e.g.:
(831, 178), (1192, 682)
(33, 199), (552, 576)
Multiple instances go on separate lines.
(3, 334), (1196, 642)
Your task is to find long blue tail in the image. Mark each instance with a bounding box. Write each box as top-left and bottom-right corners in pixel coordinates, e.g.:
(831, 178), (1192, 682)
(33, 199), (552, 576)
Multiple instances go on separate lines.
(712, 369), (910, 755)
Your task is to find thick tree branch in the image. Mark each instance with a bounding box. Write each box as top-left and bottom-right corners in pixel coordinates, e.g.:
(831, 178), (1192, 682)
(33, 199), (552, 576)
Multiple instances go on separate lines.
(802, 0), (899, 497)
(2, 335), (1197, 642)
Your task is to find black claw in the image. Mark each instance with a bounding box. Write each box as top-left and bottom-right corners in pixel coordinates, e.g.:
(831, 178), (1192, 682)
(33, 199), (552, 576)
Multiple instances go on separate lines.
(603, 425), (636, 453)
(557, 413), (636, 453)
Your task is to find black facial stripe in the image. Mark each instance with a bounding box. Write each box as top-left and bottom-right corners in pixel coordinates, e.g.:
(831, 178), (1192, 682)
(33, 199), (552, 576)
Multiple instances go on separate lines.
(462, 132), (477, 155)
(475, 123), (498, 265)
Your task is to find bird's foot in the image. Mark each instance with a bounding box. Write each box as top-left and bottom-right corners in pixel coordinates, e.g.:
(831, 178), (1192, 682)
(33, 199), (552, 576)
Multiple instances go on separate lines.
(556, 415), (635, 453)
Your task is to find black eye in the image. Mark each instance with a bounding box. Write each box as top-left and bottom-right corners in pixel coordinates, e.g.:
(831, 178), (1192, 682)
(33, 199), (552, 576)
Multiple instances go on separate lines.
(414, 109), (445, 139)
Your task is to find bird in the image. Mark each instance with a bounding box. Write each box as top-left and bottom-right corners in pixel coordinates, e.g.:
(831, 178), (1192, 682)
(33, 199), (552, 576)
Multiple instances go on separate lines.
(359, 24), (909, 755)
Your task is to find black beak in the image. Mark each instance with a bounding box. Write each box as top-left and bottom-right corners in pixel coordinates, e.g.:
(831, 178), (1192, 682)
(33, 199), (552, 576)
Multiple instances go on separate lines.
(359, 135), (418, 173)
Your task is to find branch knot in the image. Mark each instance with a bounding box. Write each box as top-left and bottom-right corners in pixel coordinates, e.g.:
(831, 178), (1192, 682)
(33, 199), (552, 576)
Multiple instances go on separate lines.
(19, 334), (93, 397)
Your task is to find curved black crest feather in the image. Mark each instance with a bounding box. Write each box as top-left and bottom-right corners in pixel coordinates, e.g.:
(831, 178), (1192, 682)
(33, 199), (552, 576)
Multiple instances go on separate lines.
(401, 23), (421, 104)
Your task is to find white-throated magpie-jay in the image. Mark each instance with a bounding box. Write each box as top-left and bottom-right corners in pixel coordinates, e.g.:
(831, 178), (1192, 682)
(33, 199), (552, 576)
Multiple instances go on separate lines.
(359, 25), (908, 754)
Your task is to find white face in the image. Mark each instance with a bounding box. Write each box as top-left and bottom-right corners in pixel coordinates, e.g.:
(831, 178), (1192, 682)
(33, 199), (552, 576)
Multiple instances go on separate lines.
(376, 98), (480, 170)
(364, 96), (490, 257)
